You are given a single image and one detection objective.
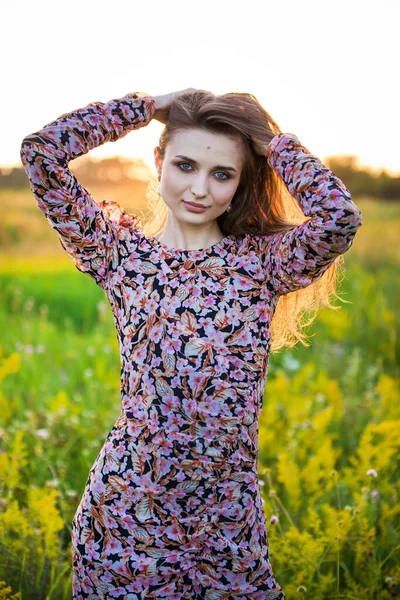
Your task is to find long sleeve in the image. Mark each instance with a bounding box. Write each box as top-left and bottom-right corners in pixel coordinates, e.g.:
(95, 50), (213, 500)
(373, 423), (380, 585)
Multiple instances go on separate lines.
(20, 92), (155, 288)
(258, 133), (363, 296)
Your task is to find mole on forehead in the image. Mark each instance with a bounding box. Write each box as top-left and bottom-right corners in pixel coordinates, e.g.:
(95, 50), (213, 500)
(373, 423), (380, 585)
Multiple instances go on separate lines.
(207, 146), (211, 149)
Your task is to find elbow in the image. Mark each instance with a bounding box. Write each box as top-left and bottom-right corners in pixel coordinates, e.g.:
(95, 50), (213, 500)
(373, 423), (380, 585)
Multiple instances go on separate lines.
(21, 134), (33, 149)
(334, 180), (363, 230)
(339, 208), (363, 253)
(339, 190), (363, 232)
(20, 136), (32, 167)
(343, 186), (363, 230)
(351, 206), (363, 230)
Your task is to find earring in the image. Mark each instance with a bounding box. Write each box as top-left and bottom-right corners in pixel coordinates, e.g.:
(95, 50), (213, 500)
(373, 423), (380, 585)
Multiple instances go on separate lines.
(226, 204), (232, 212)
(156, 173), (161, 195)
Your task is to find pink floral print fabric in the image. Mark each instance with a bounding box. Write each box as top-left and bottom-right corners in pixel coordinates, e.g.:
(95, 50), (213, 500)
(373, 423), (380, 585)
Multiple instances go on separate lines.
(20, 92), (362, 599)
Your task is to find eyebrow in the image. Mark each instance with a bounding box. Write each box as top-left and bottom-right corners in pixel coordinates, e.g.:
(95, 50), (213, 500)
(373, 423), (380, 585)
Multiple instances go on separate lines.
(174, 155), (237, 173)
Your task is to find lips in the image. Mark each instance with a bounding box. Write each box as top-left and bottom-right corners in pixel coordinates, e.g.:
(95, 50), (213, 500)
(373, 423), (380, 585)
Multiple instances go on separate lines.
(183, 201), (208, 208)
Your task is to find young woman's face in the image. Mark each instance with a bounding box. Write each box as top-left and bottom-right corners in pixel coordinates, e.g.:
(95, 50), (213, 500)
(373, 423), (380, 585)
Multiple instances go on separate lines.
(154, 128), (244, 223)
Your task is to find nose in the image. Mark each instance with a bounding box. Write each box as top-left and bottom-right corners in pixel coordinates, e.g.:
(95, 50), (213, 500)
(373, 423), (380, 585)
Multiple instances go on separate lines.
(191, 175), (208, 198)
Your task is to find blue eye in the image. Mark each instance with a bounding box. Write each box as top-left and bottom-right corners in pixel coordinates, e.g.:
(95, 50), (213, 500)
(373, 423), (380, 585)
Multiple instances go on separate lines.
(177, 162), (230, 180)
(178, 162), (192, 171)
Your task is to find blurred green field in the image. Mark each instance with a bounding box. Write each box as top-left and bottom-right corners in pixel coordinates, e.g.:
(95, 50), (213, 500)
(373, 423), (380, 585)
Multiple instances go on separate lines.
(0, 189), (399, 599)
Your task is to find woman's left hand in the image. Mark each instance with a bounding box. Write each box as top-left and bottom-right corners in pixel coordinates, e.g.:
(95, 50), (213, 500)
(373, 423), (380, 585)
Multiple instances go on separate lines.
(153, 88), (199, 124)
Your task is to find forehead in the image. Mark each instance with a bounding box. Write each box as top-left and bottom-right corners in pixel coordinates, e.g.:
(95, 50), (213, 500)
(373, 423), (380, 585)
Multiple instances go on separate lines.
(167, 128), (244, 167)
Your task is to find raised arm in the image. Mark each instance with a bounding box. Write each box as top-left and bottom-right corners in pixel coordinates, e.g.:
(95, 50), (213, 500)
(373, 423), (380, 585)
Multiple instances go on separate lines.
(19, 92), (155, 288)
(258, 133), (363, 296)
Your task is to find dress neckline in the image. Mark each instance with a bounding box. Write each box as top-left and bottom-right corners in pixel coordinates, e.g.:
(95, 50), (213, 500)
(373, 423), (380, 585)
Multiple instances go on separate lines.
(144, 232), (235, 257)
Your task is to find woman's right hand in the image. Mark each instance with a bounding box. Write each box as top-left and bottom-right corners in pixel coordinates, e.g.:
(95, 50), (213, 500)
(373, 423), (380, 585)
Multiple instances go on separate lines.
(152, 88), (199, 124)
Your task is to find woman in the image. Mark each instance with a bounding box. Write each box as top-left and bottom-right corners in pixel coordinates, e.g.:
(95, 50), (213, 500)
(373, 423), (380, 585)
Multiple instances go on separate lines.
(20, 87), (362, 599)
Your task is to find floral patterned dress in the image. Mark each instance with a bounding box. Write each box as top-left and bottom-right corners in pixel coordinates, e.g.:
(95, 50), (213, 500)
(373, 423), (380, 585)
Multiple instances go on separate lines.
(20, 92), (362, 599)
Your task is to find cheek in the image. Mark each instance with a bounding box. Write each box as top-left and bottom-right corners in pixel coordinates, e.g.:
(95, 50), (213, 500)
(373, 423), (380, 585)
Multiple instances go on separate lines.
(215, 179), (239, 202)
(163, 171), (185, 193)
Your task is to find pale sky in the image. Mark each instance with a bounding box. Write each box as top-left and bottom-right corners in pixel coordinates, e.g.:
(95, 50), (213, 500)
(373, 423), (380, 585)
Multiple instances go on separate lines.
(3, 0), (399, 176)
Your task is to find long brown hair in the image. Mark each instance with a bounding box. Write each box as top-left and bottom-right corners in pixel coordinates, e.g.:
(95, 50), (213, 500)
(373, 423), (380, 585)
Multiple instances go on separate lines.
(142, 90), (347, 353)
